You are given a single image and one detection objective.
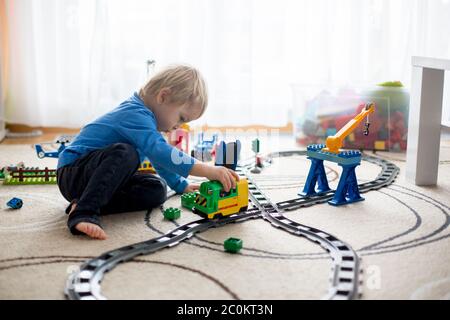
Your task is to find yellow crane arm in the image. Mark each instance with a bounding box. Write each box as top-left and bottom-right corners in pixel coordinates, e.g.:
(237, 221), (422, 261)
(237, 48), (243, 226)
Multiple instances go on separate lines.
(324, 103), (375, 154)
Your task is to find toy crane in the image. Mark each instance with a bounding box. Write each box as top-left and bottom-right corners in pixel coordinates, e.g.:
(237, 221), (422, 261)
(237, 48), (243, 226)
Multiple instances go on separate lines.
(323, 102), (375, 154)
(300, 102), (376, 206)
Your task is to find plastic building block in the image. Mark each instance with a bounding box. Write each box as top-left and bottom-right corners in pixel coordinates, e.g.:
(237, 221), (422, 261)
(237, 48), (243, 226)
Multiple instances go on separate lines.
(307, 144), (362, 166)
(300, 156), (331, 197)
(192, 133), (218, 161)
(138, 159), (156, 174)
(169, 124), (190, 154)
(328, 163), (364, 206)
(224, 238), (243, 253)
(374, 141), (386, 150)
(215, 140), (241, 170)
(250, 138), (262, 174)
(163, 207), (181, 220)
(7, 198), (23, 209)
(348, 133), (355, 142)
(181, 192), (198, 210)
(251, 139), (260, 154)
(326, 128), (337, 136)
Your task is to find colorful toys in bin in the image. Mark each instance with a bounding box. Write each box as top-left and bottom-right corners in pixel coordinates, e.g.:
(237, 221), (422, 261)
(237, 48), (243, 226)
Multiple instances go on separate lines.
(295, 83), (409, 151)
(193, 179), (248, 219)
(7, 198), (23, 209)
(191, 133), (218, 162)
(301, 103), (375, 206)
(215, 140), (241, 171)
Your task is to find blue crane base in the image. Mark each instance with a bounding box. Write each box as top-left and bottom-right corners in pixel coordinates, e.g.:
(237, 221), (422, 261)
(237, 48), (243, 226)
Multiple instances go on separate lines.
(328, 163), (365, 206)
(299, 157), (331, 197)
(300, 145), (364, 206)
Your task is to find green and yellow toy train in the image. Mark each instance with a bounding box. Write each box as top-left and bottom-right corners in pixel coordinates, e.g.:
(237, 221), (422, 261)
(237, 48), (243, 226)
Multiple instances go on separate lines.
(193, 179), (249, 219)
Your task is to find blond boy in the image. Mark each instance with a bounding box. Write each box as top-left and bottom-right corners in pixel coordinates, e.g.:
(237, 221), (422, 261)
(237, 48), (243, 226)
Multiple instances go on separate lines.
(57, 65), (238, 239)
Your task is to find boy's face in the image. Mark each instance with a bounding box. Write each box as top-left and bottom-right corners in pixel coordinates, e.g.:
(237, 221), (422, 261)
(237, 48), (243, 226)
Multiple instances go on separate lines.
(152, 89), (204, 133)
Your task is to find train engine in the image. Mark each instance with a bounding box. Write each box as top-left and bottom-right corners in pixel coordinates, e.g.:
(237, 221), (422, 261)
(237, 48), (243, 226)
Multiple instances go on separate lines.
(193, 179), (249, 219)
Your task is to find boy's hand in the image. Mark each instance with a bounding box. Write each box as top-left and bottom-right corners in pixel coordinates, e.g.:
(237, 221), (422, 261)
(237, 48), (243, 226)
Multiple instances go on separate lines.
(205, 166), (240, 192)
(183, 184), (200, 193)
(189, 163), (240, 192)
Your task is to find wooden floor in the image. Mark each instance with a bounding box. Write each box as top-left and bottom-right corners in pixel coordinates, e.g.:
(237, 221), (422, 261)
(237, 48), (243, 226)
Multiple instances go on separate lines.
(1, 129), (80, 145)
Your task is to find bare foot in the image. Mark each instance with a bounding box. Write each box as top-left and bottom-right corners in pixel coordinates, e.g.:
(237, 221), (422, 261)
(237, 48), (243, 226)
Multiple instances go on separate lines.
(68, 202), (108, 240)
(75, 222), (107, 240)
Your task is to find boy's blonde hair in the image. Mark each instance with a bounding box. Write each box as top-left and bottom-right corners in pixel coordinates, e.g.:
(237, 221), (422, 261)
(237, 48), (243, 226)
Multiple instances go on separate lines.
(140, 64), (208, 116)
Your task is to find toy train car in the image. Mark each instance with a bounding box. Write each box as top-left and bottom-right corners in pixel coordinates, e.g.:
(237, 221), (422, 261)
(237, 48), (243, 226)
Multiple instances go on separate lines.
(193, 179), (248, 219)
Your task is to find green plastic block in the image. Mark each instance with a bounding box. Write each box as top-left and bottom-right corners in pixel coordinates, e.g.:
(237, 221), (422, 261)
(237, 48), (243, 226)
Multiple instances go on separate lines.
(163, 207), (181, 220)
(181, 192), (198, 210)
(3, 177), (57, 185)
(377, 81), (404, 87)
(224, 238), (243, 253)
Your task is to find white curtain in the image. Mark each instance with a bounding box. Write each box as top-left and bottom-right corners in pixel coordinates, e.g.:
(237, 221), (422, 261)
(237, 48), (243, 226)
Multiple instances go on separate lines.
(4, 0), (450, 127)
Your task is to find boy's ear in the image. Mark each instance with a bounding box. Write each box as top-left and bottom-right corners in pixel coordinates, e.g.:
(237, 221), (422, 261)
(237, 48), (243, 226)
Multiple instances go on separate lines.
(157, 88), (172, 104)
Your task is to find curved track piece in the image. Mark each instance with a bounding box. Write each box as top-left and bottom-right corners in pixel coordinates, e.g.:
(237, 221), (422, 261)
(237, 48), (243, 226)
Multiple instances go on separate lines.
(65, 212), (261, 300)
(65, 150), (398, 300)
(239, 169), (361, 300)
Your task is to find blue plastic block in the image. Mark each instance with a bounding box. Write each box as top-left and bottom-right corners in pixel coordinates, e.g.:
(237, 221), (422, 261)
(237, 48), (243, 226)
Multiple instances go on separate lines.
(307, 147), (361, 166)
(7, 197), (23, 209)
(328, 163), (364, 206)
(215, 140), (241, 170)
(300, 156), (331, 197)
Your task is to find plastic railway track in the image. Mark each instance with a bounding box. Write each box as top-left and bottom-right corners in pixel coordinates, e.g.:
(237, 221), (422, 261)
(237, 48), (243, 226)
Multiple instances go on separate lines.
(65, 150), (399, 300)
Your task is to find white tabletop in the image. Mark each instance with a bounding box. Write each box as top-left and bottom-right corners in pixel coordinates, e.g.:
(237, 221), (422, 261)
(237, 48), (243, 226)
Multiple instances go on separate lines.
(412, 56), (450, 70)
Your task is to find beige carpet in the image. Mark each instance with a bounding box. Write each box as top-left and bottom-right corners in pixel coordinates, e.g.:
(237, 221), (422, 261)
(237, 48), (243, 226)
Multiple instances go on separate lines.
(0, 140), (449, 300)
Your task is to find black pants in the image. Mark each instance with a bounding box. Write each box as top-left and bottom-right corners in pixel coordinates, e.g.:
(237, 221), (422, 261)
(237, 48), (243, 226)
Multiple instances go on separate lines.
(57, 143), (167, 235)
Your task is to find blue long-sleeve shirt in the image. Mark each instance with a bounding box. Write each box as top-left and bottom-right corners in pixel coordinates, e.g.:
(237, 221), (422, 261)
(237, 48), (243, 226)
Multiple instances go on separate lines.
(57, 92), (196, 193)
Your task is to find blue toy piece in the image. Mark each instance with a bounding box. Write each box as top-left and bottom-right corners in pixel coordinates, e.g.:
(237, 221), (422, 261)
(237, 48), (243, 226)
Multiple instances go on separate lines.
(7, 197), (23, 209)
(328, 163), (364, 206)
(192, 133), (219, 161)
(215, 140), (241, 171)
(306, 144), (361, 166)
(35, 140), (68, 159)
(195, 133), (218, 153)
(300, 144), (364, 206)
(300, 157), (331, 197)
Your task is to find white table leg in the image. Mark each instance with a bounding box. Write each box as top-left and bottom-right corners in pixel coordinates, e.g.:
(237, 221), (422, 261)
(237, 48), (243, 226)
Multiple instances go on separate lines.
(406, 66), (445, 186)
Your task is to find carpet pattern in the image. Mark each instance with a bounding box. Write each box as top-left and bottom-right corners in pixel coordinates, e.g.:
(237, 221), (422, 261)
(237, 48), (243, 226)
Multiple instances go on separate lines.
(0, 141), (449, 300)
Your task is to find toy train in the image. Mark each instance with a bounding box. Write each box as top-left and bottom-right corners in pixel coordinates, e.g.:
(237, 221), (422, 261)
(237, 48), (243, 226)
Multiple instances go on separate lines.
(193, 179), (249, 219)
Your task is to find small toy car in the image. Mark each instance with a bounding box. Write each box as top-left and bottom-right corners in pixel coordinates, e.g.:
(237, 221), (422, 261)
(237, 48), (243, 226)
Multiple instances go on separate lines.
(7, 197), (23, 209)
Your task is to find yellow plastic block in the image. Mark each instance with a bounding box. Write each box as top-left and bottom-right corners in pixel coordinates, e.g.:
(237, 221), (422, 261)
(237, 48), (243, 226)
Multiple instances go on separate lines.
(375, 141), (386, 150)
(348, 133), (355, 142)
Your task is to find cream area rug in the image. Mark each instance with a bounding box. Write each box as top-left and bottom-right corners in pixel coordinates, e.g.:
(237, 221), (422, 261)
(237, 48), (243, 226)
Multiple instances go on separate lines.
(0, 139), (449, 300)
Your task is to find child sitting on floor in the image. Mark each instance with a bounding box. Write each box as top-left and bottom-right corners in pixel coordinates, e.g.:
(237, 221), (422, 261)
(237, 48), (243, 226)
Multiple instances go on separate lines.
(57, 64), (239, 240)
